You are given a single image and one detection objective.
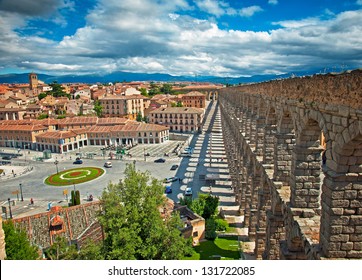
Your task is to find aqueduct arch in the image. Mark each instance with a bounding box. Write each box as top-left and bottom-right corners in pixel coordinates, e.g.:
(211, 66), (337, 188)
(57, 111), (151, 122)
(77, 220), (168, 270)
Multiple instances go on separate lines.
(219, 69), (362, 259)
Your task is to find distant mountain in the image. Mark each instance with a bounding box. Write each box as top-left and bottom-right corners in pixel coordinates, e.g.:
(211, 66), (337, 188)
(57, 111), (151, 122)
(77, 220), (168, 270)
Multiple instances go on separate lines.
(0, 70), (318, 85)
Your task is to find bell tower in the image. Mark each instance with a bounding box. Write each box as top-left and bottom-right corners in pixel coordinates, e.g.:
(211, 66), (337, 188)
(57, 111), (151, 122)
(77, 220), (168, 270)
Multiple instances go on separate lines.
(29, 72), (38, 90)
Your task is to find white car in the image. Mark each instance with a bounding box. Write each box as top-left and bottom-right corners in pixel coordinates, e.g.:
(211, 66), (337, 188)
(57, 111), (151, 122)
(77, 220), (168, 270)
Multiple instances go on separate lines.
(184, 187), (193, 196)
(104, 161), (112, 168)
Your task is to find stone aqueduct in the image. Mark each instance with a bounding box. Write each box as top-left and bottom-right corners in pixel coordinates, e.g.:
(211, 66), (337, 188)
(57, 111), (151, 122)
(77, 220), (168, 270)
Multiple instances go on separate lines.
(219, 70), (362, 259)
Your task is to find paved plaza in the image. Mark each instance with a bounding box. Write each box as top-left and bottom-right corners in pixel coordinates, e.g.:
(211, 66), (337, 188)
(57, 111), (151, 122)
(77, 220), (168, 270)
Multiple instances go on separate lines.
(1, 101), (236, 218)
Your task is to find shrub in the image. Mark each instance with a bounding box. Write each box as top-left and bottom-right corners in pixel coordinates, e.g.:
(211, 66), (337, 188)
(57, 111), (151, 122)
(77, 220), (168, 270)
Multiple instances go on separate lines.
(215, 218), (229, 231)
(75, 190), (81, 205)
(205, 218), (217, 240)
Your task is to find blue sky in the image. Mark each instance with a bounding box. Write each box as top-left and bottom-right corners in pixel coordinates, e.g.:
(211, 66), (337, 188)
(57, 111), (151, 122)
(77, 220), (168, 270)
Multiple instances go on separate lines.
(0, 0), (361, 77)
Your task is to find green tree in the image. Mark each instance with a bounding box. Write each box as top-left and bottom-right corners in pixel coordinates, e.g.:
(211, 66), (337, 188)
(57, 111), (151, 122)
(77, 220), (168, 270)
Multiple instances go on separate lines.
(139, 88), (149, 97)
(38, 92), (48, 100)
(43, 236), (103, 260)
(136, 112), (143, 122)
(160, 84), (173, 94)
(148, 82), (160, 96)
(44, 236), (78, 260)
(93, 100), (103, 117)
(184, 193), (219, 220)
(37, 113), (49, 120)
(3, 221), (39, 260)
(176, 101), (183, 107)
(49, 81), (68, 98)
(99, 164), (191, 259)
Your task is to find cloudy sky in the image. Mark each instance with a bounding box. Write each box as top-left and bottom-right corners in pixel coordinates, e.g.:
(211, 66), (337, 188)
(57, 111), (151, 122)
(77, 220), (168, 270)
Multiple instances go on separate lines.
(0, 0), (362, 77)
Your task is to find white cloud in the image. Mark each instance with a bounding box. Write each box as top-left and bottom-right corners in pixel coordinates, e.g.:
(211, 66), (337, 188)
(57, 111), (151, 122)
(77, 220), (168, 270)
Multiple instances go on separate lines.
(239, 6), (263, 17)
(195, 0), (236, 17)
(0, 0), (362, 78)
(268, 0), (278, 5)
(357, 0), (362, 5)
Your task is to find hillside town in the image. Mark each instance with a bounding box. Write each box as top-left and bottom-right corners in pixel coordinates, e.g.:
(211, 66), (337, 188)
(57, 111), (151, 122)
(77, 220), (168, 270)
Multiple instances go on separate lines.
(0, 73), (222, 154)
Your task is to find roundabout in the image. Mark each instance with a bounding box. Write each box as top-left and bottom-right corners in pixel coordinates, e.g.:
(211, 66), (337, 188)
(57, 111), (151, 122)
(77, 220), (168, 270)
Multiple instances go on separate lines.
(45, 167), (105, 186)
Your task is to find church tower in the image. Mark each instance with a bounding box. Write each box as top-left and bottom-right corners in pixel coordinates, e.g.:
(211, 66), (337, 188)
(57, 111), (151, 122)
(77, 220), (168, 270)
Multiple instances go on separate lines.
(29, 72), (38, 90)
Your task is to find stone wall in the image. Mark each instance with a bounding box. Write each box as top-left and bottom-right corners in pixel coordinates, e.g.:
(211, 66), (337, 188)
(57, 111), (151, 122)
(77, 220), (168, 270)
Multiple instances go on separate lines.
(219, 70), (362, 259)
(12, 202), (102, 249)
(234, 69), (362, 109)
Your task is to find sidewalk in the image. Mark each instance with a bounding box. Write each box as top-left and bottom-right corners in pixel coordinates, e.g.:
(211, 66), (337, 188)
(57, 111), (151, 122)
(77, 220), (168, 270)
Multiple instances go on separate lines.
(0, 197), (97, 220)
(0, 165), (33, 181)
(0, 199), (60, 220)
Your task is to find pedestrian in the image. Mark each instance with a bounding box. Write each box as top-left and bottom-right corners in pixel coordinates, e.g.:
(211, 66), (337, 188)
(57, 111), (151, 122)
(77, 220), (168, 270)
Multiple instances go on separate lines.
(30, 198), (34, 205)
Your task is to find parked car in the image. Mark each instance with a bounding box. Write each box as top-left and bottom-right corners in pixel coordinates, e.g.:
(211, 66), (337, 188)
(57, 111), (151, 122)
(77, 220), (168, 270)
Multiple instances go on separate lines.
(165, 186), (172, 194)
(73, 159), (83, 164)
(184, 187), (193, 196)
(164, 176), (178, 183)
(179, 152), (192, 157)
(154, 158), (166, 163)
(104, 161), (112, 168)
(170, 164), (179, 170)
(2, 156), (12, 160)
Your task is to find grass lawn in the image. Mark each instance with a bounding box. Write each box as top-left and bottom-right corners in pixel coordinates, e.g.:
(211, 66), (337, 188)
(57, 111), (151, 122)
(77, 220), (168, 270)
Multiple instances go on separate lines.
(45, 167), (104, 186)
(183, 236), (241, 260)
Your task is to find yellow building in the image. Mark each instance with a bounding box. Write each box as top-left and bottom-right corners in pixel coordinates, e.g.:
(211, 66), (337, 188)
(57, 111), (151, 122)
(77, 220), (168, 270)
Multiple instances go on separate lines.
(180, 91), (206, 108)
(149, 107), (204, 133)
(99, 95), (144, 119)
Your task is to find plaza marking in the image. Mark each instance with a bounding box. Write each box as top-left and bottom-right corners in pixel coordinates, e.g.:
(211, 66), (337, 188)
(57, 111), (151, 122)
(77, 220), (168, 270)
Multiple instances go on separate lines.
(59, 169), (92, 180)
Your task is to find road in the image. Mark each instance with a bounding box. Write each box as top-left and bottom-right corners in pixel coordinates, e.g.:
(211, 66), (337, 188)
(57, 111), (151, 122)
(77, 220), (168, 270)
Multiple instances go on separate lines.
(0, 100), (236, 218)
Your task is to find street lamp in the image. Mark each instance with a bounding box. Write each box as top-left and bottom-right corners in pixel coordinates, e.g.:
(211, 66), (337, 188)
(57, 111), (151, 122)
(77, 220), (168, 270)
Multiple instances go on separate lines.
(19, 183), (24, 201)
(7, 198), (12, 219)
(54, 158), (59, 174)
(144, 147), (146, 161)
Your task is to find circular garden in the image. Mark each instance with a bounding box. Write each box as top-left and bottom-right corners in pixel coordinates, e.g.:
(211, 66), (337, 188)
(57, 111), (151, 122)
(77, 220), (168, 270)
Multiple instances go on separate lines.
(45, 167), (105, 186)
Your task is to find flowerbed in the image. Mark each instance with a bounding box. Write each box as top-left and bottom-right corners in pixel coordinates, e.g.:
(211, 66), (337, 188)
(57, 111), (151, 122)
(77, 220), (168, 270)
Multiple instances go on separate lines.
(45, 167), (104, 186)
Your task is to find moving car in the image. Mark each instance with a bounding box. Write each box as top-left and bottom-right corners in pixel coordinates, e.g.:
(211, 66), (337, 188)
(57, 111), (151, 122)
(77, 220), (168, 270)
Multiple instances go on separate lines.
(165, 186), (172, 194)
(104, 161), (112, 168)
(73, 159), (83, 164)
(170, 164), (179, 170)
(164, 176), (178, 183)
(179, 152), (192, 157)
(184, 187), (193, 196)
(154, 158), (166, 163)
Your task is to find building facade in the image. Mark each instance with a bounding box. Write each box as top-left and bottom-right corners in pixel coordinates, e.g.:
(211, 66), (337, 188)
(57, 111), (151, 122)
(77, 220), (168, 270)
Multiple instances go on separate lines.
(149, 107), (204, 133)
(99, 95), (145, 119)
(0, 117), (169, 154)
(181, 91), (206, 108)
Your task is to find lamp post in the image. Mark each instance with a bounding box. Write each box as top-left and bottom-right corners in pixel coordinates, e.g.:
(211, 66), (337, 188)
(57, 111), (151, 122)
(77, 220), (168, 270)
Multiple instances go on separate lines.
(7, 198), (12, 219)
(19, 183), (24, 201)
(144, 147), (146, 161)
(54, 158), (59, 174)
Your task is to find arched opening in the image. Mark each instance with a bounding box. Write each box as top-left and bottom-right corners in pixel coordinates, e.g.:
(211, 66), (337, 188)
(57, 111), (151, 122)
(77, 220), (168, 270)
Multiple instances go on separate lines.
(273, 110), (295, 185)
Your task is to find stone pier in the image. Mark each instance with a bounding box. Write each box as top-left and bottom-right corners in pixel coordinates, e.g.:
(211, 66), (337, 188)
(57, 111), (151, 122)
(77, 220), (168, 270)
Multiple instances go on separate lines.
(220, 70), (362, 259)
